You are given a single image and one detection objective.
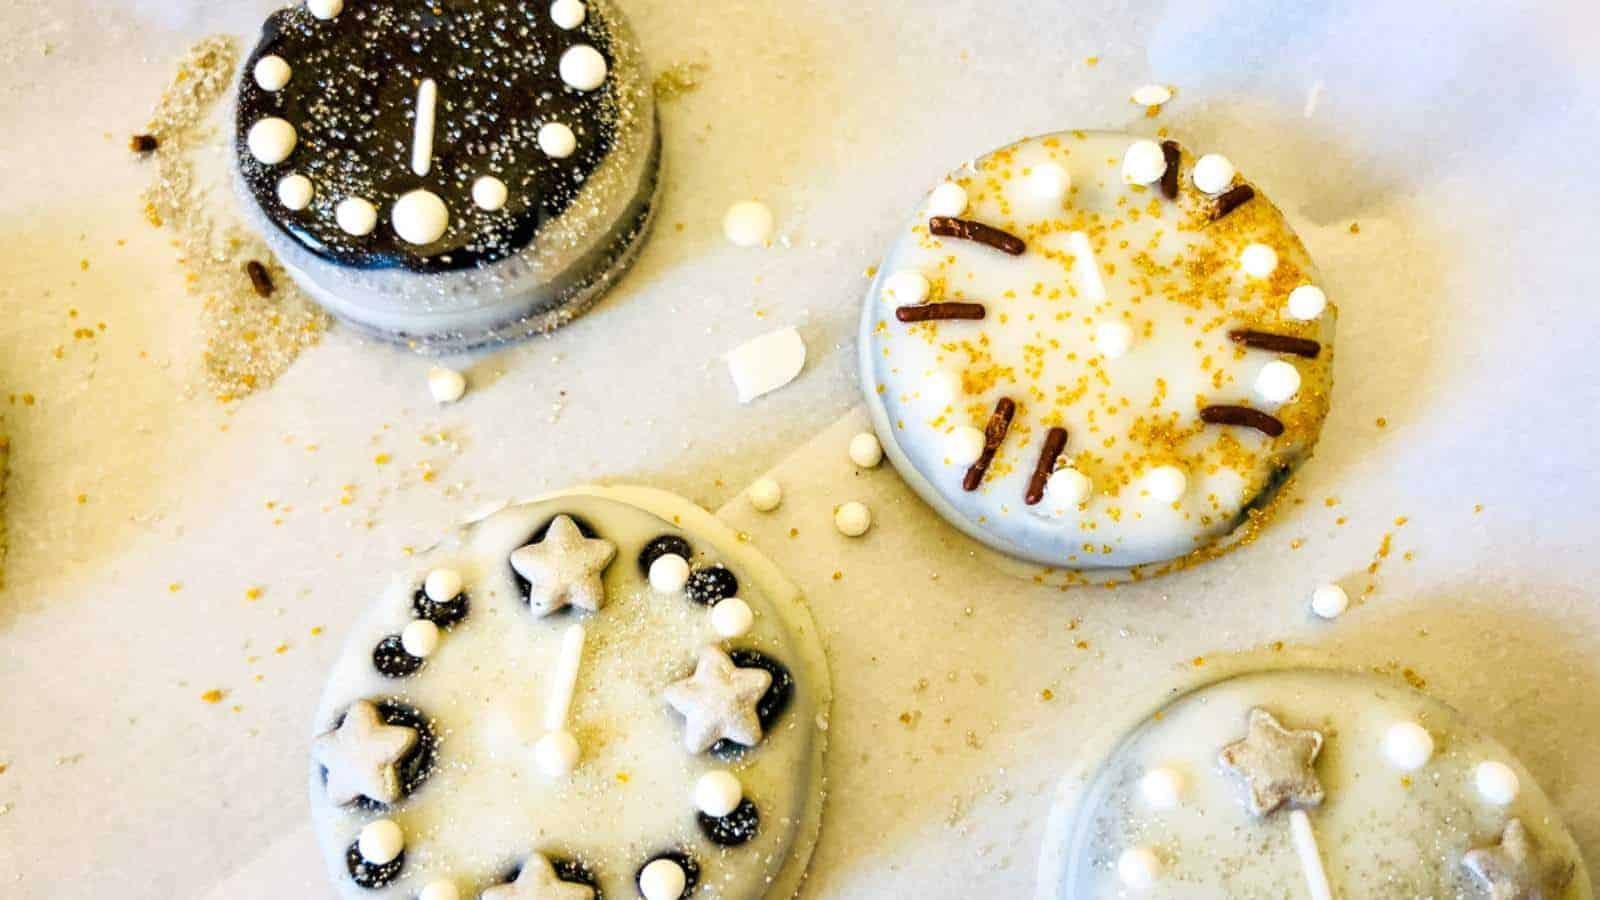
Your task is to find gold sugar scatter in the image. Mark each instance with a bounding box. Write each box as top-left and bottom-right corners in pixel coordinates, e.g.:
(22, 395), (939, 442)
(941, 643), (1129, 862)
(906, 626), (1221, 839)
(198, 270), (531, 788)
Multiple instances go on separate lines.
(652, 59), (707, 101)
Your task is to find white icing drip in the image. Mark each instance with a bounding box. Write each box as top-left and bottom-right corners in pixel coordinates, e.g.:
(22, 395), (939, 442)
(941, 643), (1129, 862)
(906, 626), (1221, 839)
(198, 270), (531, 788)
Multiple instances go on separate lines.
(1289, 809), (1334, 900)
(411, 78), (438, 177)
(1068, 231), (1107, 302)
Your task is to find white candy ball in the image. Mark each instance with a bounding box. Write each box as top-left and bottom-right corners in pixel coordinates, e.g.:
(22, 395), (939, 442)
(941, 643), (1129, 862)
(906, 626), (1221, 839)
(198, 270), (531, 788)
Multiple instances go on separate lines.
(534, 729), (581, 777)
(834, 501), (872, 537)
(1191, 154), (1236, 194)
(709, 596), (754, 638)
(1143, 465), (1187, 504)
(1254, 360), (1302, 405)
(1028, 162), (1071, 201)
(247, 117), (297, 165)
(253, 55), (292, 92)
(277, 174), (314, 211)
(1240, 243), (1279, 278)
(358, 819), (404, 864)
(419, 881), (460, 900)
(747, 477), (782, 512)
(693, 770), (744, 817)
(638, 858), (687, 900)
(1095, 321), (1135, 359)
(538, 122), (577, 158)
(649, 554), (691, 593)
(472, 176), (508, 212)
(1309, 583), (1349, 619)
(1131, 83), (1173, 106)
(945, 425), (986, 466)
(883, 270), (929, 305)
(1117, 846), (1162, 890)
(427, 366), (467, 404)
(1384, 722), (1435, 771)
(1474, 761), (1520, 806)
(927, 182), (968, 218)
(722, 201), (775, 247)
(550, 0), (586, 29)
(1287, 284), (1328, 321)
(392, 189), (450, 245)
(1121, 139), (1167, 185)
(1042, 468), (1092, 511)
(559, 45), (608, 91)
(849, 432), (884, 468)
(1139, 767), (1185, 810)
(401, 619), (440, 658)
(306, 0), (343, 20)
(424, 568), (463, 603)
(335, 197), (378, 237)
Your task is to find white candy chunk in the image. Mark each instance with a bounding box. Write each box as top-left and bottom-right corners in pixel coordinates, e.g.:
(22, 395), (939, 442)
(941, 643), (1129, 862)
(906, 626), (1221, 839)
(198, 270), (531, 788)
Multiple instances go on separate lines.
(1131, 84), (1172, 106)
(358, 819), (404, 864)
(559, 45), (608, 91)
(1384, 722), (1435, 771)
(1309, 583), (1349, 619)
(472, 176), (508, 212)
(392, 189), (450, 245)
(1255, 360), (1302, 405)
(427, 365), (467, 404)
(725, 326), (805, 403)
(927, 182), (968, 217)
(849, 432), (883, 468)
(1240, 243), (1279, 278)
(419, 881), (460, 900)
(1117, 846), (1162, 889)
(722, 200), (775, 247)
(1143, 465), (1187, 503)
(834, 501), (872, 537)
(710, 596), (754, 638)
(277, 174), (314, 211)
(883, 270), (929, 305)
(945, 425), (986, 466)
(1191, 153), (1236, 194)
(247, 118), (297, 165)
(550, 0), (586, 29)
(533, 729), (580, 777)
(424, 568), (463, 603)
(1027, 162), (1071, 201)
(1287, 284), (1328, 321)
(638, 858), (687, 900)
(693, 770), (743, 817)
(538, 122), (577, 158)
(400, 619), (440, 658)
(1139, 767), (1185, 810)
(1121, 139), (1167, 185)
(335, 198), (378, 237)
(648, 554), (690, 593)
(1474, 761), (1521, 805)
(254, 55), (291, 92)
(1095, 321), (1135, 359)
(1042, 468), (1092, 510)
(747, 477), (782, 512)
(307, 0), (343, 20)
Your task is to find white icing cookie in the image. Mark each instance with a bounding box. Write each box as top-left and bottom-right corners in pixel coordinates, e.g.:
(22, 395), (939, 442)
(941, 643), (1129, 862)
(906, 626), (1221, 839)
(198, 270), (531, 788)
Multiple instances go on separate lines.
(859, 131), (1336, 576)
(1047, 669), (1589, 899)
(309, 487), (830, 899)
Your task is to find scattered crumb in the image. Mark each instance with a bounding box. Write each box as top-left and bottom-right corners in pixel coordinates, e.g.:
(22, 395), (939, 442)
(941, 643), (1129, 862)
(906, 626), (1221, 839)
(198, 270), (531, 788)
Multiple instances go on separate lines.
(200, 689), (227, 704)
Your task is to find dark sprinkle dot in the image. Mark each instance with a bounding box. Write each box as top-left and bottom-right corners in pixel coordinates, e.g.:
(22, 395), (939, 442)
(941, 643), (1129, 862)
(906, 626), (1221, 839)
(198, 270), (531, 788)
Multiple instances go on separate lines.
(412, 586), (469, 628)
(345, 842), (403, 889)
(710, 649), (793, 760)
(637, 534), (693, 575)
(636, 851), (700, 897)
(371, 634), (425, 678)
(698, 798), (760, 847)
(685, 566), (738, 606)
(324, 700), (438, 810)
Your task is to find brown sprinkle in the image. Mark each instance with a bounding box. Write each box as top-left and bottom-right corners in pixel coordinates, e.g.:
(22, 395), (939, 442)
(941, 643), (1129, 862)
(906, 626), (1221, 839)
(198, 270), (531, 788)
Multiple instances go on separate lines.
(1212, 184), (1256, 219)
(129, 134), (159, 154)
(1200, 405), (1285, 437)
(928, 217), (1025, 256)
(963, 397), (1017, 491)
(243, 260), (274, 298)
(896, 302), (986, 323)
(1159, 141), (1182, 199)
(1229, 329), (1320, 358)
(1024, 427), (1069, 505)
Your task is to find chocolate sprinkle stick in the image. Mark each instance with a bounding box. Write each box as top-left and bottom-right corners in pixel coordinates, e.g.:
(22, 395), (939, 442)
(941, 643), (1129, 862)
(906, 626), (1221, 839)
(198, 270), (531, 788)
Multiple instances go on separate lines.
(928, 217), (1026, 256)
(129, 134), (159, 154)
(1024, 427), (1069, 505)
(963, 397), (1017, 491)
(1201, 405), (1285, 437)
(896, 302), (986, 323)
(1213, 184), (1256, 219)
(244, 260), (275, 298)
(1229, 329), (1321, 358)
(1159, 141), (1183, 199)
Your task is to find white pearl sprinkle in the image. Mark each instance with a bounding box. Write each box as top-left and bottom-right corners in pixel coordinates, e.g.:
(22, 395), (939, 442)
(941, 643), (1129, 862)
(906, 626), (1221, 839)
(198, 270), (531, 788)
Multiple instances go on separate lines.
(1287, 284), (1328, 321)
(927, 182), (968, 218)
(638, 859), (687, 900)
(423, 568), (462, 603)
(1310, 583), (1349, 619)
(1131, 84), (1172, 106)
(1139, 768), (1185, 810)
(1191, 154), (1236, 194)
(277, 174), (313, 211)
(1027, 162), (1071, 201)
(1095, 321), (1135, 359)
(945, 425), (985, 466)
(533, 729), (580, 777)
(400, 619), (440, 658)
(472, 175), (508, 212)
(693, 770), (744, 817)
(253, 55), (291, 92)
(1474, 761), (1520, 806)
(1143, 465), (1187, 504)
(357, 819), (404, 864)
(849, 432), (883, 468)
(1042, 467), (1092, 511)
(1384, 722), (1435, 771)
(1240, 243), (1279, 278)
(391, 189), (450, 245)
(748, 477), (782, 512)
(883, 270), (929, 305)
(648, 554), (691, 593)
(1117, 846), (1162, 890)
(550, 0), (586, 29)
(1255, 360), (1302, 405)
(419, 882), (460, 900)
(834, 501), (872, 537)
(306, 0), (343, 20)
(1121, 139), (1167, 185)
(335, 198), (378, 237)
(247, 118), (297, 165)
(559, 45), (608, 91)
(538, 121), (577, 158)
(427, 366), (467, 404)
(723, 201), (775, 247)
(709, 596), (754, 638)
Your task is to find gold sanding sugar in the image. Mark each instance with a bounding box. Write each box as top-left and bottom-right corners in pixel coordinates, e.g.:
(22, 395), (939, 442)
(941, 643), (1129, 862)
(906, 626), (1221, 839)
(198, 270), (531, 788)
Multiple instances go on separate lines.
(0, 430), (8, 591)
(139, 36), (328, 403)
(652, 59), (707, 101)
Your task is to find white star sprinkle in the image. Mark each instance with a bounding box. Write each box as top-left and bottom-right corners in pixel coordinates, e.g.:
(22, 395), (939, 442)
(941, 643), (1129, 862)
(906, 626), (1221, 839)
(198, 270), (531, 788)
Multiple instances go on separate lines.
(509, 516), (617, 616)
(311, 700), (418, 806)
(1462, 819), (1575, 900)
(482, 853), (594, 900)
(663, 645), (771, 753)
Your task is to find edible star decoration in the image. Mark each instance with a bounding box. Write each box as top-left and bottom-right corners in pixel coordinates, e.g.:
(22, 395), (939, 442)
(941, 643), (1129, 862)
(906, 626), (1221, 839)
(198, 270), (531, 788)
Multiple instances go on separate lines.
(1462, 818), (1576, 900)
(1218, 707), (1326, 817)
(482, 852), (595, 900)
(311, 699), (418, 806)
(509, 515), (617, 616)
(663, 645), (772, 753)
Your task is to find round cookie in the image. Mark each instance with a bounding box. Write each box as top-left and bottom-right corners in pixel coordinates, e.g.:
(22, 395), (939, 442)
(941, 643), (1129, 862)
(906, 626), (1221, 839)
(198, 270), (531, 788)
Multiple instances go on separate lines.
(1047, 668), (1589, 899)
(309, 486), (830, 899)
(234, 0), (658, 351)
(859, 130), (1336, 576)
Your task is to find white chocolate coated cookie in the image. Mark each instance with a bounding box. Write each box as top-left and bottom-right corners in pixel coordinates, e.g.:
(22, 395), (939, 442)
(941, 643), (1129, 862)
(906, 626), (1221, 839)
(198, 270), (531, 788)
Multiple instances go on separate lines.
(860, 131), (1336, 575)
(309, 486), (829, 899)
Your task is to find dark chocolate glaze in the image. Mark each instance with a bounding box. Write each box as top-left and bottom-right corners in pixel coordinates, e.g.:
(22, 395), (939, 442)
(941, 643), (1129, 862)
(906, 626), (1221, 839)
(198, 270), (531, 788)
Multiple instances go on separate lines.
(235, 0), (622, 272)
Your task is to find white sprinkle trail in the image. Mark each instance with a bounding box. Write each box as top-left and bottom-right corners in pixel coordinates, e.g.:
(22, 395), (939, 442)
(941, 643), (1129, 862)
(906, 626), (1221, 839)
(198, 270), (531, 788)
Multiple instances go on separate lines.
(412, 78), (438, 176)
(1304, 80), (1325, 119)
(544, 623), (586, 731)
(1068, 231), (1107, 302)
(1289, 809), (1334, 900)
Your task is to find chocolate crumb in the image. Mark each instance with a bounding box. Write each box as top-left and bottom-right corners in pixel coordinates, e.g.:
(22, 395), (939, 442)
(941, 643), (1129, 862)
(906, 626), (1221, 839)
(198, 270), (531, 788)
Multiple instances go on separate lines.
(929, 217), (1025, 256)
(1212, 184), (1256, 219)
(129, 134), (159, 154)
(244, 261), (274, 298)
(1228, 329), (1320, 358)
(1200, 405), (1285, 437)
(964, 397), (1017, 491)
(896, 302), (985, 323)
(1159, 141), (1182, 199)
